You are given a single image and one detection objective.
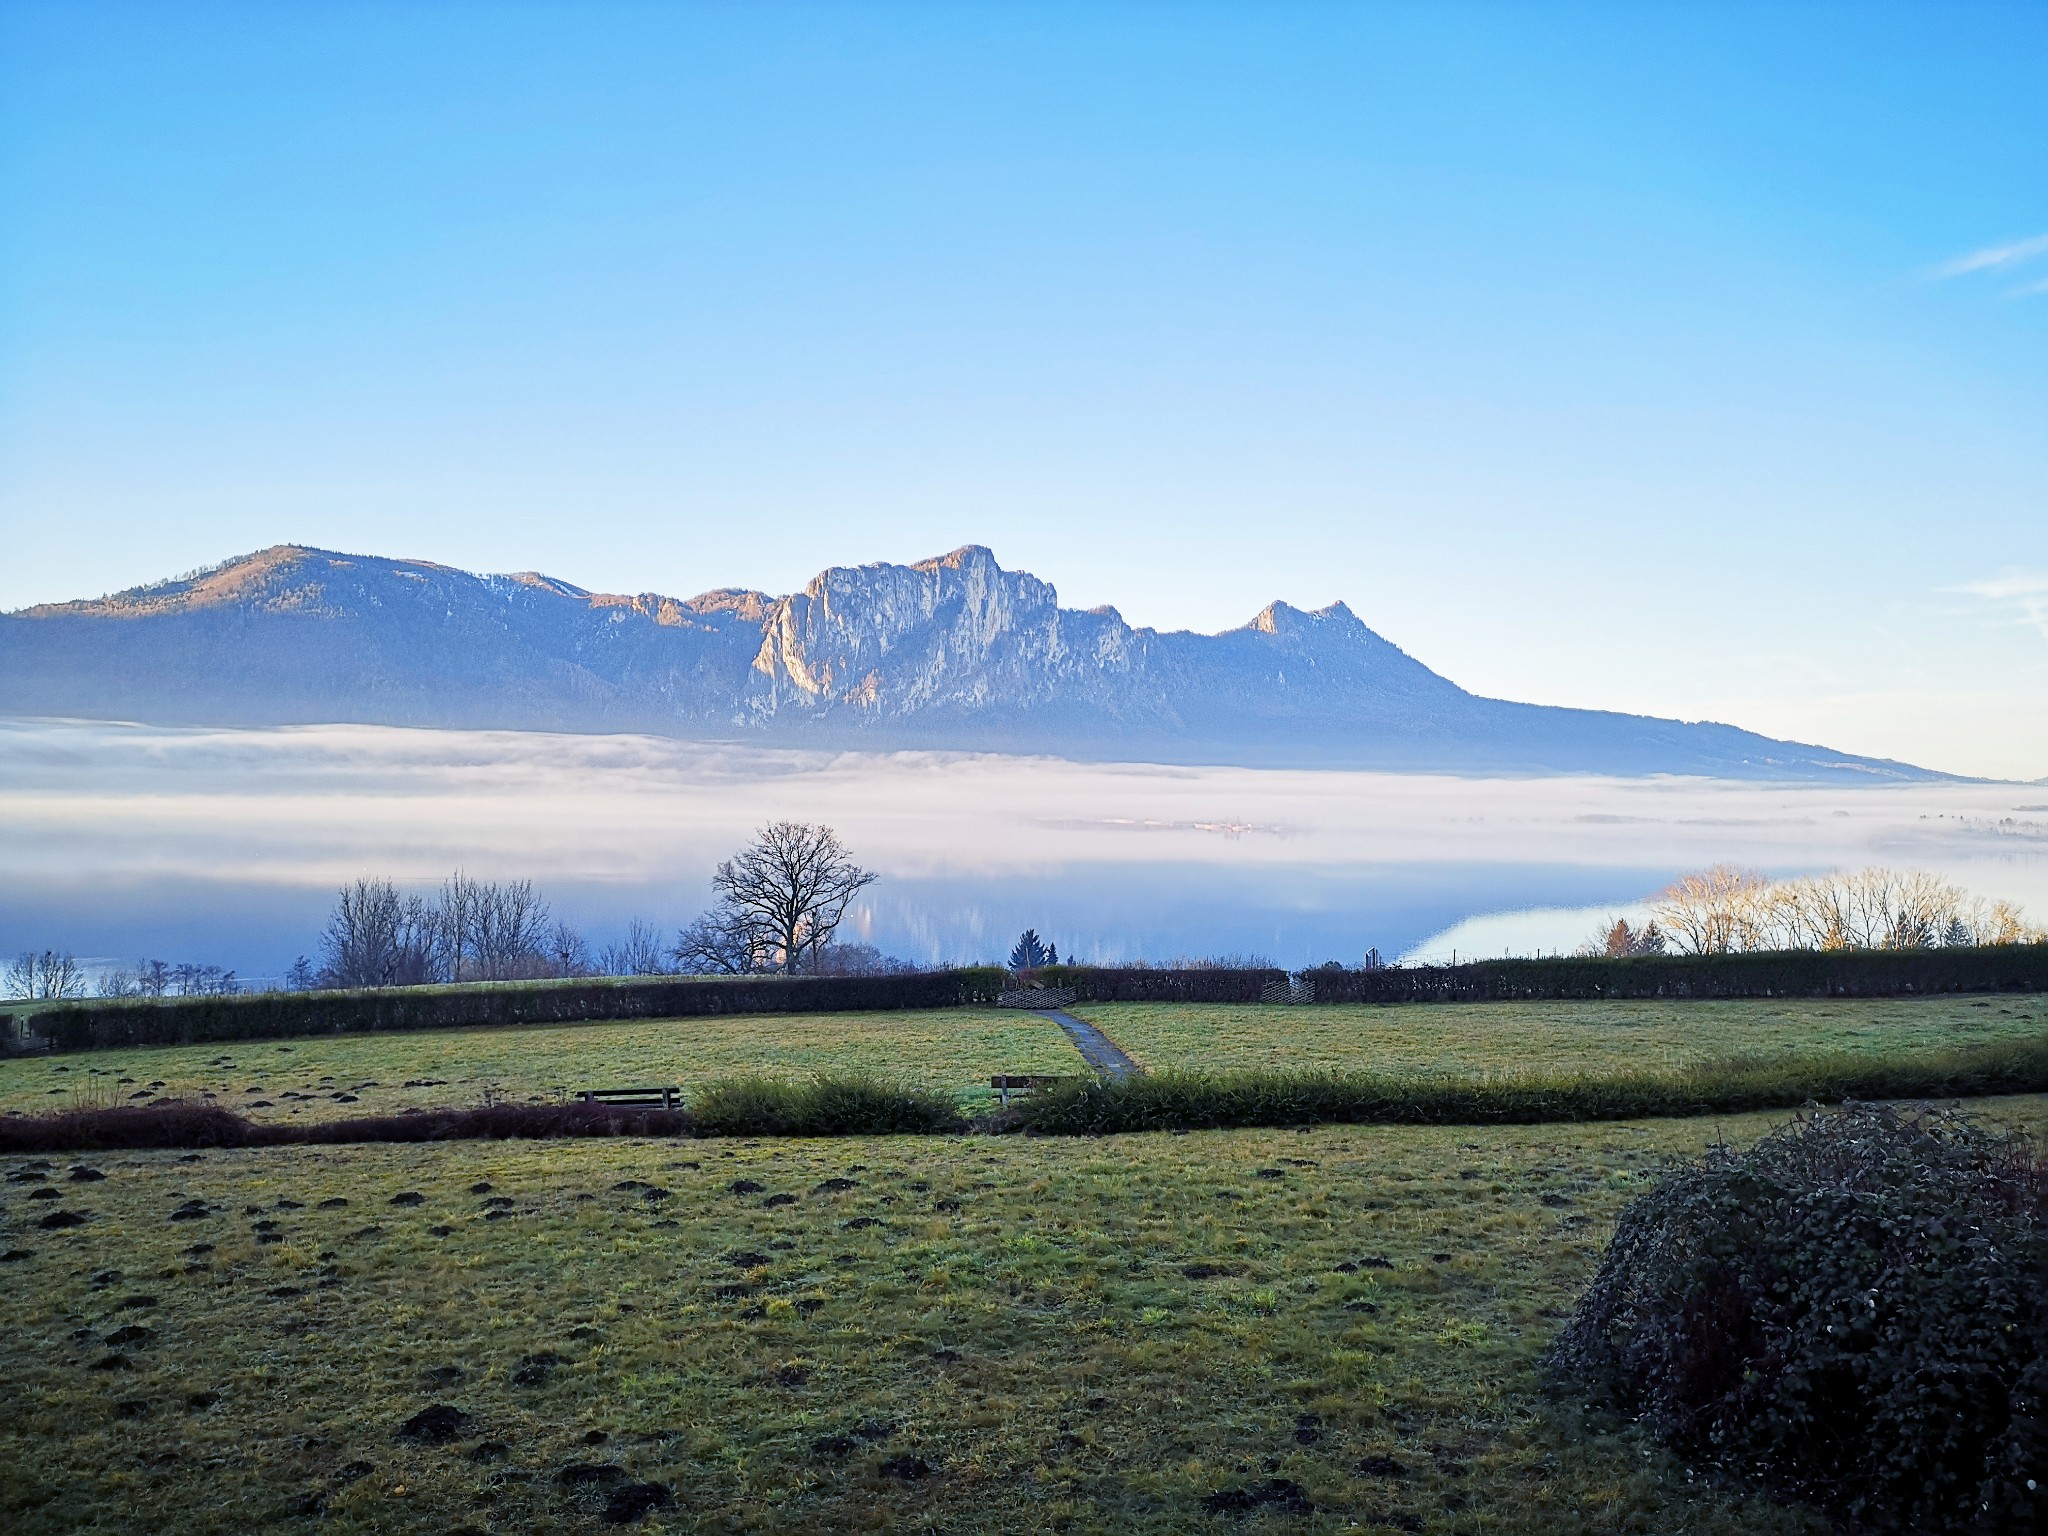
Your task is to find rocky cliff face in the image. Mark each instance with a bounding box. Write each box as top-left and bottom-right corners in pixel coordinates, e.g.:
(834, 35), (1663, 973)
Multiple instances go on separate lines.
(0, 543), (1939, 780)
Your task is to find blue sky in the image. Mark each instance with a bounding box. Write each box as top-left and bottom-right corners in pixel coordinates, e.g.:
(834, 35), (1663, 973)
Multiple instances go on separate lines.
(2, 2), (2044, 777)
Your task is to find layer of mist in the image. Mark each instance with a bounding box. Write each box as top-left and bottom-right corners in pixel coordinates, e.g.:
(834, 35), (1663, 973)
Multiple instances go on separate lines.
(2, 719), (2041, 981)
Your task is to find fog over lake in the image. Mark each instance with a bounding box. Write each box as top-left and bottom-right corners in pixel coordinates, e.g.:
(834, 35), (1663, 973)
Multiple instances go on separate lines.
(3, 718), (2043, 983)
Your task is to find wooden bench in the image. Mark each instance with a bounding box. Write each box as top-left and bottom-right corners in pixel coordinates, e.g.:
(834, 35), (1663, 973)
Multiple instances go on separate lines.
(579, 1086), (682, 1110)
(989, 1074), (1080, 1108)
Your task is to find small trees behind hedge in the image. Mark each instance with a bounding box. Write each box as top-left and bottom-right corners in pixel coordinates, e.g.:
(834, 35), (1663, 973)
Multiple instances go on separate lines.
(1546, 1103), (2046, 1535)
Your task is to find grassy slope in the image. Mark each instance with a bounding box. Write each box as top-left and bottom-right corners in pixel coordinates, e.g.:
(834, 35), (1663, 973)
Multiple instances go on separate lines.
(0, 1009), (1081, 1122)
(1079, 996), (2048, 1077)
(6, 1099), (2043, 1535)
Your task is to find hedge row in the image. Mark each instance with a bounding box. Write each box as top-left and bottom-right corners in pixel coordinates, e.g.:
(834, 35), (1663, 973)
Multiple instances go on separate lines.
(0, 1075), (959, 1150)
(1022, 948), (2048, 1006)
(10, 946), (2042, 1056)
(7, 1039), (2043, 1149)
(0, 1099), (689, 1152)
(1306, 945), (2048, 1003)
(1010, 1037), (2048, 1134)
(1021, 965), (1287, 1003)
(15, 968), (1011, 1052)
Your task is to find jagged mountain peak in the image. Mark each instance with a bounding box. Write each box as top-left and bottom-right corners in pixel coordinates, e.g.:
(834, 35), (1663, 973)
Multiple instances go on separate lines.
(912, 543), (1002, 574)
(1246, 597), (1367, 636)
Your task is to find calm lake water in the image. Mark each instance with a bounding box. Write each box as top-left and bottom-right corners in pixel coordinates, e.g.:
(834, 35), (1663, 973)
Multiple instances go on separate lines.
(3, 718), (2043, 981)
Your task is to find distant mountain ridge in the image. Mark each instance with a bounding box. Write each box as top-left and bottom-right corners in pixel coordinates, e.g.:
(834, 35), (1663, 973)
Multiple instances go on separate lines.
(0, 544), (1943, 780)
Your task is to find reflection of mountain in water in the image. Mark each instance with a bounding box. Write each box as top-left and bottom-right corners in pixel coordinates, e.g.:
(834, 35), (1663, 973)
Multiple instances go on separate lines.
(2, 543), (1942, 781)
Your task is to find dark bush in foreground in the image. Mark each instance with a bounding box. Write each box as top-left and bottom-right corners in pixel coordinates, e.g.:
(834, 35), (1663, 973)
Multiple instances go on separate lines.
(0, 1101), (271, 1152)
(1545, 1104), (2047, 1535)
(688, 1075), (966, 1137)
(1012, 1038), (2048, 1133)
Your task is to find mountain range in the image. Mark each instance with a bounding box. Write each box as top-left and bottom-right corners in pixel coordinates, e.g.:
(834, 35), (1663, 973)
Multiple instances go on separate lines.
(0, 543), (1941, 780)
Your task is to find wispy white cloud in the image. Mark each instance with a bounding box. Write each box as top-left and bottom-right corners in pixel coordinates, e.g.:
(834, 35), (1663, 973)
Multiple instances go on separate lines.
(1951, 571), (2048, 641)
(1931, 232), (2048, 281)
(1957, 573), (2048, 600)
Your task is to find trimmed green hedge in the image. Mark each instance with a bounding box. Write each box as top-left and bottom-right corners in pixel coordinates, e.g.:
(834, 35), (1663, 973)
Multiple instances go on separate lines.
(1306, 945), (2048, 1003)
(1011, 1037), (2048, 1134)
(21, 945), (2045, 1055)
(28, 968), (1010, 1052)
(1025, 965), (1287, 1003)
(689, 1075), (967, 1136)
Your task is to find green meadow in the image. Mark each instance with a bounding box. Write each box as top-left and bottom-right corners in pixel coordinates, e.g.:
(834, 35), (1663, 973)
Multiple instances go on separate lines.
(0, 1008), (1079, 1122)
(20, 1101), (2048, 1534)
(4, 998), (2045, 1532)
(1081, 995), (2048, 1077)
(7, 997), (2042, 1127)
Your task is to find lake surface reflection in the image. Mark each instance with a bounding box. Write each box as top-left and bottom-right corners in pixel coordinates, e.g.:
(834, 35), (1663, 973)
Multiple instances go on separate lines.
(2, 719), (2042, 981)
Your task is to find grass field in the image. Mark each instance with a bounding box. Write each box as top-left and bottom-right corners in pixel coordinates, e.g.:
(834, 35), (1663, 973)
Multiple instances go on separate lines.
(0, 1010), (1081, 1123)
(5, 1097), (2044, 1534)
(1077, 996), (2048, 1078)
(10, 998), (2044, 1132)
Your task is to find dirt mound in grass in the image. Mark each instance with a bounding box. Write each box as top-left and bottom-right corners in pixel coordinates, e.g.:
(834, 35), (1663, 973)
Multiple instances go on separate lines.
(396, 1404), (472, 1444)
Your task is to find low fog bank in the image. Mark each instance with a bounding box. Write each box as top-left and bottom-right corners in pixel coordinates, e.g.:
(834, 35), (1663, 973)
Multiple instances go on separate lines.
(3, 719), (2042, 978)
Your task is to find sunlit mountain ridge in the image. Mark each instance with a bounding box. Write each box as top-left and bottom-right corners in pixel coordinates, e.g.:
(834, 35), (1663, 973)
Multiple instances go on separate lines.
(0, 543), (1946, 780)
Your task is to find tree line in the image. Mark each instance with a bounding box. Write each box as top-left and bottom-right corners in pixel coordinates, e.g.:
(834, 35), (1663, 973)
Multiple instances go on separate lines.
(316, 822), (905, 988)
(1588, 864), (2046, 957)
(4, 951), (241, 1002)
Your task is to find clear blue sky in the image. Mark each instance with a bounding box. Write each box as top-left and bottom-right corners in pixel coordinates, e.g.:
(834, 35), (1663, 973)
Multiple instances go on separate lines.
(2, 2), (2043, 777)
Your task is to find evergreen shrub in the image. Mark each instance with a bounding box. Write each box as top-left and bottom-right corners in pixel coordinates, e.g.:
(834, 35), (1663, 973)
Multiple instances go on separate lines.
(1545, 1103), (2047, 1535)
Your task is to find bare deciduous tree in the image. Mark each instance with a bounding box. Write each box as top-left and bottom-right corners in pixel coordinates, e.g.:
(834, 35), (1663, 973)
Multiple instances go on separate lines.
(541, 920), (593, 979)
(96, 967), (141, 998)
(316, 873), (587, 988)
(672, 906), (773, 976)
(1651, 865), (1771, 955)
(810, 939), (920, 976)
(319, 879), (440, 987)
(702, 822), (877, 975)
(4, 950), (88, 1000)
(468, 878), (553, 981)
(171, 962), (239, 996)
(1648, 865), (2043, 955)
(599, 918), (673, 977)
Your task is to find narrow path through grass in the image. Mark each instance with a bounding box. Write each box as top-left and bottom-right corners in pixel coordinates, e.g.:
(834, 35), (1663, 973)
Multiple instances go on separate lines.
(1037, 1008), (1142, 1078)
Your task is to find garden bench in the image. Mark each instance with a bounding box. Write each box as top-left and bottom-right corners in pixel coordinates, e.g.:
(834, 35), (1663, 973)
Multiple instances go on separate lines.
(989, 1074), (1079, 1108)
(579, 1086), (682, 1110)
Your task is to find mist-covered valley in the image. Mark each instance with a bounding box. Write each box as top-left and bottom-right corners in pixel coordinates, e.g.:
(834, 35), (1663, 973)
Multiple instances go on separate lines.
(4, 718), (2041, 984)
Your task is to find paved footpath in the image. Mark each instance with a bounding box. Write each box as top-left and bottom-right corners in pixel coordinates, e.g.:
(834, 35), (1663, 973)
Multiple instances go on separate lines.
(1037, 1009), (1142, 1080)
